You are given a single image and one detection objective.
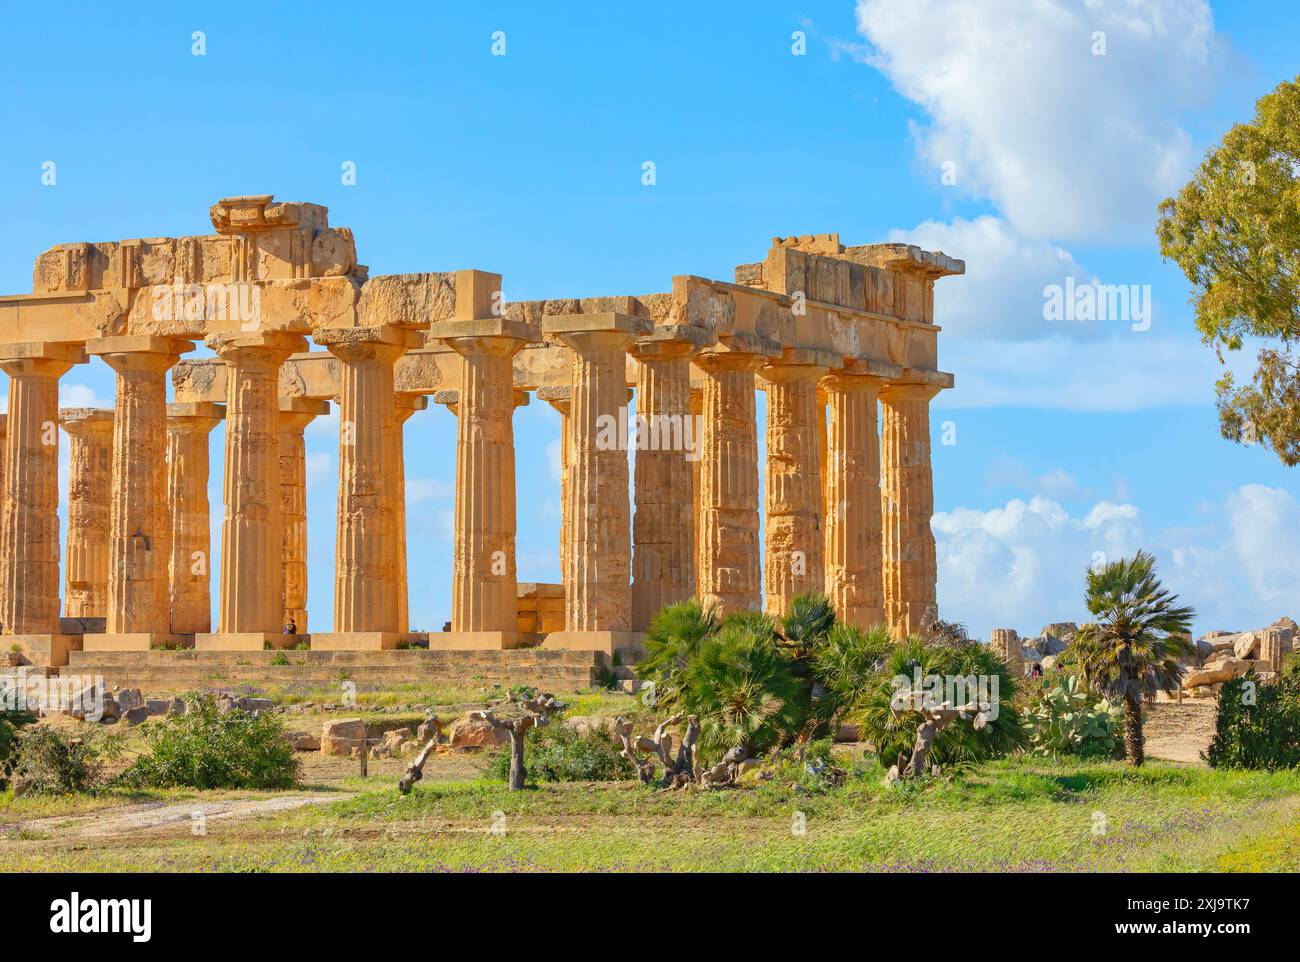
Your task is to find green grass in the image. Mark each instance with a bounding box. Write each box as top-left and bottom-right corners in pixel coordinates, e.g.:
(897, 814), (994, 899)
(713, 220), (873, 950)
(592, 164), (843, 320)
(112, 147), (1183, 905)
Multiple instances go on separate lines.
(2, 756), (1296, 872)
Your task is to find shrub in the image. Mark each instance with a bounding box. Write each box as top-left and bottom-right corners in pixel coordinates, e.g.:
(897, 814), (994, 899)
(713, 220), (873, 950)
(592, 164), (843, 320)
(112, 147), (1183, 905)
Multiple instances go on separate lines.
(681, 617), (808, 755)
(809, 622), (894, 730)
(117, 693), (299, 790)
(486, 723), (634, 783)
(1024, 675), (1124, 759)
(0, 684), (37, 789)
(635, 599), (717, 709)
(1206, 666), (1300, 770)
(858, 637), (1024, 768)
(11, 725), (111, 795)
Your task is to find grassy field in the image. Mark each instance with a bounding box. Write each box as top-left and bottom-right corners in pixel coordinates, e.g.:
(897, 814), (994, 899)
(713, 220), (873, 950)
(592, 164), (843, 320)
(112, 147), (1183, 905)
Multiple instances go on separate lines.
(3, 753), (1297, 872)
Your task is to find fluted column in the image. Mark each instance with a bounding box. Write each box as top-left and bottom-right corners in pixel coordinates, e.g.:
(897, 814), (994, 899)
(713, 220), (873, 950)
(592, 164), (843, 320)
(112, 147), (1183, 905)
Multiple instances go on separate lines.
(277, 398), (328, 633)
(315, 325), (418, 636)
(88, 337), (190, 639)
(445, 334), (527, 633)
(167, 402), (223, 634)
(761, 360), (827, 615)
(0, 344), (83, 636)
(694, 349), (764, 615)
(991, 628), (1023, 676)
(630, 338), (701, 630)
(542, 317), (644, 637)
(391, 393), (426, 634)
(60, 408), (114, 620)
(880, 381), (941, 637)
(689, 388), (703, 571)
(206, 331), (306, 637)
(539, 389), (573, 591)
(822, 368), (889, 629)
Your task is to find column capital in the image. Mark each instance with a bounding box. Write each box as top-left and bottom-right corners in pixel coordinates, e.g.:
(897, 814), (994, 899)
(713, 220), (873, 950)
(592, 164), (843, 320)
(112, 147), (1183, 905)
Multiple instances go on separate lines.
(694, 347), (766, 375)
(0, 341), (86, 378)
(760, 349), (837, 384)
(86, 335), (193, 365)
(395, 393), (429, 421)
(433, 317), (538, 349)
(167, 401), (226, 426)
(821, 358), (903, 393)
(277, 397), (330, 433)
(630, 324), (716, 362)
(206, 330), (308, 364)
(313, 324), (420, 364)
(59, 407), (114, 437)
(880, 370), (954, 402)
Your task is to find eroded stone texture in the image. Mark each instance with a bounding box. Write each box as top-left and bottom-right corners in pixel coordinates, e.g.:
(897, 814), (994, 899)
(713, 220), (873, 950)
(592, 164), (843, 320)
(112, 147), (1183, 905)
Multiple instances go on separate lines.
(60, 408), (114, 619)
(822, 372), (886, 629)
(0, 345), (82, 634)
(90, 337), (189, 635)
(695, 350), (764, 615)
(391, 394), (425, 633)
(630, 340), (698, 630)
(446, 334), (525, 632)
(277, 399), (326, 632)
(881, 382), (940, 638)
(761, 361), (826, 615)
(990, 628), (1023, 677)
(167, 402), (223, 634)
(315, 325), (416, 633)
(207, 331), (305, 633)
(562, 329), (635, 631)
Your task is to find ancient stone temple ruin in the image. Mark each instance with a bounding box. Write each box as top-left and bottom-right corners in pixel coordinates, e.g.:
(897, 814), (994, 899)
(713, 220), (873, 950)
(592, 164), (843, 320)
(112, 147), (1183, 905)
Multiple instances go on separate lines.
(0, 196), (960, 680)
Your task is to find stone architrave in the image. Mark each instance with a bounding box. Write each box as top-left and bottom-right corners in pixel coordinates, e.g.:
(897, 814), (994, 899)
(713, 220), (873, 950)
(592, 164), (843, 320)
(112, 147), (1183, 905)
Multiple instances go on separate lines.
(60, 408), (114, 620)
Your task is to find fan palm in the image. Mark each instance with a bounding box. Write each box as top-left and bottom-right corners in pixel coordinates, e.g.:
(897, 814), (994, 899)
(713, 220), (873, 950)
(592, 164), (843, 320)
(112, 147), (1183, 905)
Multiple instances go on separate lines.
(635, 599), (717, 709)
(1069, 550), (1195, 767)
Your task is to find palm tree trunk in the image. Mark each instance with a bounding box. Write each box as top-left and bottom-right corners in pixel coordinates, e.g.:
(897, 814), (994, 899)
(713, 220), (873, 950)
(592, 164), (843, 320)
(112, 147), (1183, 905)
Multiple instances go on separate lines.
(1123, 694), (1145, 767)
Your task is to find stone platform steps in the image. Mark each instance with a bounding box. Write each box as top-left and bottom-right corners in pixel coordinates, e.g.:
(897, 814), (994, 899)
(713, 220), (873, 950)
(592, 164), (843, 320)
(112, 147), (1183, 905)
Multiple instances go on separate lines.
(62, 648), (609, 695)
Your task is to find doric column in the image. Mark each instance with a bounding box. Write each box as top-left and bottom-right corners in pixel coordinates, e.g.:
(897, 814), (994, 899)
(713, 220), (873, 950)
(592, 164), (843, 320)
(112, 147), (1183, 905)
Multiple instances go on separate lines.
(538, 388), (573, 591)
(435, 321), (532, 638)
(277, 398), (329, 634)
(391, 393), (427, 634)
(1261, 627), (1293, 675)
(991, 628), (1023, 676)
(87, 336), (190, 642)
(760, 356), (829, 615)
(167, 402), (224, 634)
(689, 388), (703, 572)
(0, 342), (84, 637)
(630, 333), (707, 630)
(314, 325), (421, 637)
(60, 408), (114, 620)
(205, 330), (306, 639)
(694, 346), (766, 616)
(542, 313), (646, 645)
(821, 363), (893, 630)
(880, 379), (943, 638)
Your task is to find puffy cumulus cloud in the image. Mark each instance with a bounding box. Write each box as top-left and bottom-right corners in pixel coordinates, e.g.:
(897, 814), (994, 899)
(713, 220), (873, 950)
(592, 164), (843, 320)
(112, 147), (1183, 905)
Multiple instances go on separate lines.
(855, 0), (1219, 242)
(59, 383), (112, 409)
(935, 485), (1300, 641)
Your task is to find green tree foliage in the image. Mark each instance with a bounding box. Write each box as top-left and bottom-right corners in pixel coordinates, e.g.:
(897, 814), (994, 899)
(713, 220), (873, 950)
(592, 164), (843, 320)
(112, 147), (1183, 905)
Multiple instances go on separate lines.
(634, 599), (717, 710)
(0, 684), (37, 789)
(1069, 551), (1195, 767)
(858, 637), (1024, 768)
(487, 723), (635, 783)
(1206, 663), (1300, 770)
(10, 725), (111, 795)
(1157, 76), (1300, 464)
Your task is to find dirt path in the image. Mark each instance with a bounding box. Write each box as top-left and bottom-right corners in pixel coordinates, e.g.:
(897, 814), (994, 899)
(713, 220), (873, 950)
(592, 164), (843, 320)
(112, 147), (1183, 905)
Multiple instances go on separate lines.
(1145, 700), (1216, 764)
(8, 793), (352, 839)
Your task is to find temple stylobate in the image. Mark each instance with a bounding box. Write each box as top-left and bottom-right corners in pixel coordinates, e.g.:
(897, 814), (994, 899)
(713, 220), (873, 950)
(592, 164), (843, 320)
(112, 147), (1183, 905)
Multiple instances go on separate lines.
(0, 196), (961, 668)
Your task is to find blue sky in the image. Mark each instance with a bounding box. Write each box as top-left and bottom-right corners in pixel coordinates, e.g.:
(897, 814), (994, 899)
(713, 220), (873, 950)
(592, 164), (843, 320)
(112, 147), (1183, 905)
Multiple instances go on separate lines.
(1, 1), (1297, 639)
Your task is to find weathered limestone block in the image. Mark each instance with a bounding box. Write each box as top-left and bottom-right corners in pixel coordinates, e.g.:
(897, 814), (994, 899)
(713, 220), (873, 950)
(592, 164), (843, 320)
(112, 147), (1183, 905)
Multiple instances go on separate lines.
(880, 381), (942, 637)
(630, 337), (703, 630)
(167, 402), (223, 634)
(0, 343), (85, 634)
(207, 330), (306, 634)
(990, 628), (1023, 676)
(761, 357), (829, 615)
(694, 348), (766, 615)
(1260, 627), (1293, 674)
(60, 408), (114, 619)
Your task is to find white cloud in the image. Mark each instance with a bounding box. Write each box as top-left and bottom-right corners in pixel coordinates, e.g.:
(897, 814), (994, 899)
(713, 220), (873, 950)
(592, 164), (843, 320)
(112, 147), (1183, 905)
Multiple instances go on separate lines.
(405, 477), (453, 504)
(546, 438), (563, 481)
(304, 451), (334, 489)
(855, 0), (1219, 242)
(59, 382), (111, 409)
(935, 484), (1300, 641)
